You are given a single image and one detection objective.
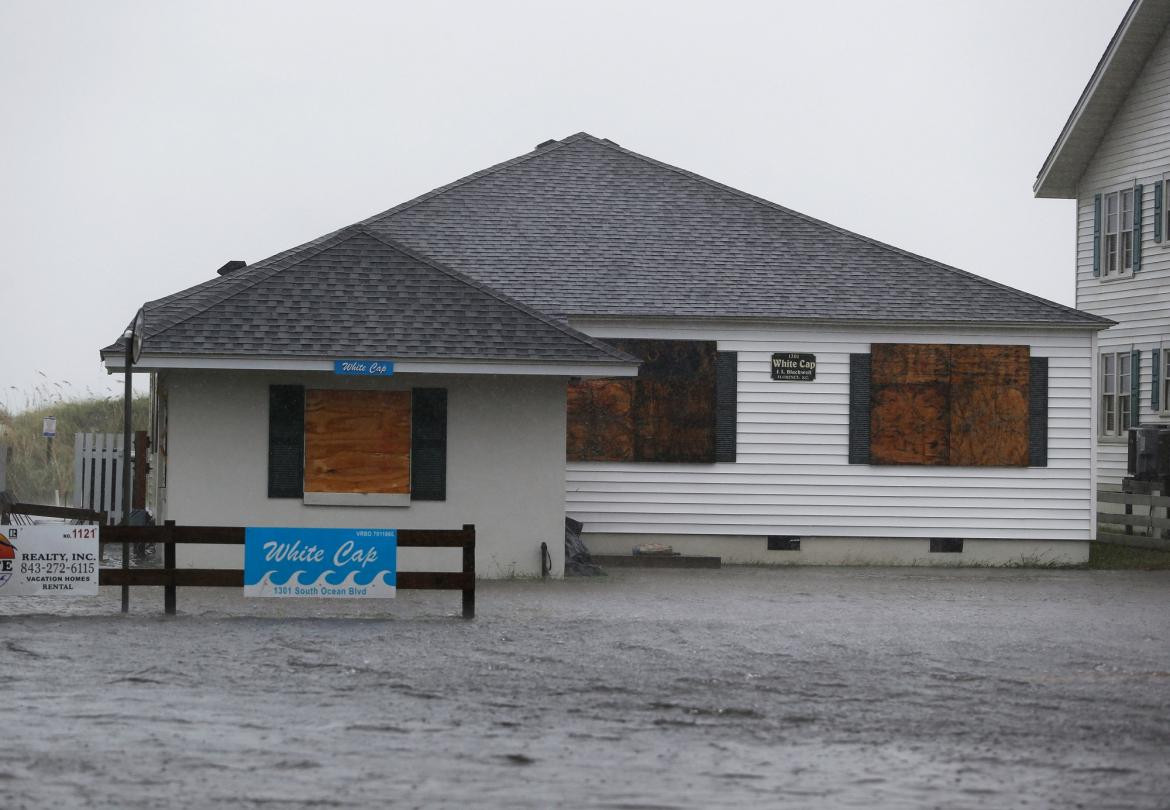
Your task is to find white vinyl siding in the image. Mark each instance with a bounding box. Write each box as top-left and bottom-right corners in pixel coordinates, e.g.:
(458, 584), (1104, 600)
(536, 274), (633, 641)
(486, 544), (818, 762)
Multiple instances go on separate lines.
(1075, 23), (1170, 488)
(566, 319), (1094, 542)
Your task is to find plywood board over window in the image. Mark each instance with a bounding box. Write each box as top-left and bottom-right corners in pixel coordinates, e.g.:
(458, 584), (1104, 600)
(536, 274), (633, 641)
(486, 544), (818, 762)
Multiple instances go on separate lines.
(869, 343), (1029, 467)
(567, 379), (635, 462)
(567, 339), (718, 463)
(304, 389), (411, 499)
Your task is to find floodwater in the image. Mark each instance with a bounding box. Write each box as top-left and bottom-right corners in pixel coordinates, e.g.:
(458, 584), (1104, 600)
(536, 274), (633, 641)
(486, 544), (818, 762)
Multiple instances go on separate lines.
(2, 567), (1169, 809)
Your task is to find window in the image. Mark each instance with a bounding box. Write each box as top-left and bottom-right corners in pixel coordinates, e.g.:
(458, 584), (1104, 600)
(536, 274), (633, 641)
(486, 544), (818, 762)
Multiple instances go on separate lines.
(1163, 179), (1170, 247)
(1101, 351), (1131, 437)
(848, 344), (1049, 467)
(267, 385), (447, 502)
(566, 339), (737, 463)
(1102, 188), (1136, 277)
(304, 389), (411, 504)
(1162, 349), (1170, 414)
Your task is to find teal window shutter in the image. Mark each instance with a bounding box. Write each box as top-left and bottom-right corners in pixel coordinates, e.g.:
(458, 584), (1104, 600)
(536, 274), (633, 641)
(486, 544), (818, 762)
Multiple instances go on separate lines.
(1153, 348), (1162, 411)
(1134, 184), (1144, 273)
(1132, 350), (1142, 427)
(1092, 193), (1102, 277)
(1156, 182), (1164, 244)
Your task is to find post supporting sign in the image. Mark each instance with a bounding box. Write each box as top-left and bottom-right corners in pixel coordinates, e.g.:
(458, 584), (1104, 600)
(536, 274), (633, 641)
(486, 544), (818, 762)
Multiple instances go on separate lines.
(333, 360), (394, 376)
(0, 526), (99, 596)
(771, 352), (817, 381)
(244, 527), (397, 598)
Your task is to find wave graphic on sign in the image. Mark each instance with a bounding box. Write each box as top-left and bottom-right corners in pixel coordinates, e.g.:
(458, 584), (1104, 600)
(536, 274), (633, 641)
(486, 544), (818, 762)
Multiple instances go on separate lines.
(244, 569), (396, 597)
(245, 566), (390, 588)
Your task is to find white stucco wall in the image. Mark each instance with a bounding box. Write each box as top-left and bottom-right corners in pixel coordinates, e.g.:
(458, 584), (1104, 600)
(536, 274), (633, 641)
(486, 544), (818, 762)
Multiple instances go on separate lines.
(157, 369), (567, 578)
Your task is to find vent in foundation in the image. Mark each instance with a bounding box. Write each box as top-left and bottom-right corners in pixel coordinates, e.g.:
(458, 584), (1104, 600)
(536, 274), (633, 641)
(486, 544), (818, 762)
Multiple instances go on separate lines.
(929, 538), (964, 553)
(767, 536), (801, 551)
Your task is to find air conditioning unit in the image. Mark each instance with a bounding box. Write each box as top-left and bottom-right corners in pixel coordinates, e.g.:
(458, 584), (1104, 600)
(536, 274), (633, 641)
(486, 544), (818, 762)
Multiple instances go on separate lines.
(1126, 426), (1170, 481)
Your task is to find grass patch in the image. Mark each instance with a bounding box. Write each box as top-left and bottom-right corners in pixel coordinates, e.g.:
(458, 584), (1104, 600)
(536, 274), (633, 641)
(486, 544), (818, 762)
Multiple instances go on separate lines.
(1, 393), (148, 503)
(1088, 541), (1170, 570)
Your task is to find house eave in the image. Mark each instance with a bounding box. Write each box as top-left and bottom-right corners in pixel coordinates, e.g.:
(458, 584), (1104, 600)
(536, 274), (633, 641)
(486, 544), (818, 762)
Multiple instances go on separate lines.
(567, 314), (1115, 332)
(101, 353), (639, 378)
(1034, 0), (1170, 199)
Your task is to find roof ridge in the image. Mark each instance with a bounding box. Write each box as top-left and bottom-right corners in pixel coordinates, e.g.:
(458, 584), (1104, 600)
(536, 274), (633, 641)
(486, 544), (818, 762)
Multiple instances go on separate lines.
(142, 227), (361, 343)
(359, 137), (580, 226)
(354, 227), (639, 364)
(576, 135), (1108, 325)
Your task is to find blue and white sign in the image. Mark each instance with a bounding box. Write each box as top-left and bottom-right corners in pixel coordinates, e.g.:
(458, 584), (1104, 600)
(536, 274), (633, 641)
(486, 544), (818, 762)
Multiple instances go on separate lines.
(244, 527), (397, 598)
(333, 359), (394, 376)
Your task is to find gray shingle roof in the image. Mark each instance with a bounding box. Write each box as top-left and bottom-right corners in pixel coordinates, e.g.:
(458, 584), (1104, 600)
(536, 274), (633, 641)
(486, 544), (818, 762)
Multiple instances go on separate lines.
(105, 132), (1109, 362)
(360, 133), (1108, 327)
(101, 228), (637, 365)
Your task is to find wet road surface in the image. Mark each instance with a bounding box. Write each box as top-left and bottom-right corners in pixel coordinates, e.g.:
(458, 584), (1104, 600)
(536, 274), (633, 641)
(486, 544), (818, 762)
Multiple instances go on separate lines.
(2, 566), (1169, 809)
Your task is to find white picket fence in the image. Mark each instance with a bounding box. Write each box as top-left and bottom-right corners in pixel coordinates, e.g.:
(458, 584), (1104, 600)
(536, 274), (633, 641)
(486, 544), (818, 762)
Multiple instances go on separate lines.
(72, 433), (130, 523)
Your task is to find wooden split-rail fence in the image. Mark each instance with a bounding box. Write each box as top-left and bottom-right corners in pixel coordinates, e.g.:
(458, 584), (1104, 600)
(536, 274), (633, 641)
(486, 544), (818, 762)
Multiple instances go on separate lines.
(98, 522), (477, 617)
(0, 501), (476, 618)
(1097, 485), (1170, 552)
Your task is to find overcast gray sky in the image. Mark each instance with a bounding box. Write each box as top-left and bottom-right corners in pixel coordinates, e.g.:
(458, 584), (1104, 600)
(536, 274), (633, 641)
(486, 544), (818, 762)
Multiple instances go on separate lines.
(0, 0), (1132, 410)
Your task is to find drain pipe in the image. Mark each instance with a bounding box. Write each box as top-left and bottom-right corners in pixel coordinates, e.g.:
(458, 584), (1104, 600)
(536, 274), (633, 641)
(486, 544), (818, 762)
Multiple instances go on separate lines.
(540, 542), (551, 578)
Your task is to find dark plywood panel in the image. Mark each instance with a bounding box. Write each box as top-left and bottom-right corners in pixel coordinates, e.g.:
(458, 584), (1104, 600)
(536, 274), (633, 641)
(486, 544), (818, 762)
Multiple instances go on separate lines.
(616, 339), (717, 464)
(949, 345), (1029, 467)
(567, 339), (718, 464)
(304, 389), (411, 494)
(567, 379), (635, 462)
(869, 343), (1030, 467)
(870, 380), (951, 465)
(870, 344), (950, 465)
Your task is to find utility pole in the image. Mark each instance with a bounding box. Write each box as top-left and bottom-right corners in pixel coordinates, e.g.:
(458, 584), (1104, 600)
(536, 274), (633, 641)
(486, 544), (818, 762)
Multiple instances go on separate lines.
(121, 308), (144, 613)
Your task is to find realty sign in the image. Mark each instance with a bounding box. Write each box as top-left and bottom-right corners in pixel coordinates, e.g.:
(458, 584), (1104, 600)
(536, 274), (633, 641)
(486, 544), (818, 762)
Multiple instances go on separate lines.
(0, 525), (99, 596)
(244, 527), (397, 598)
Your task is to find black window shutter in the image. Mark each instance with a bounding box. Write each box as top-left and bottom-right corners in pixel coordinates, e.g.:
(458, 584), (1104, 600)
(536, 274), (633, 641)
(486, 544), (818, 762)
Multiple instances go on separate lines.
(715, 351), (737, 462)
(1028, 357), (1048, 467)
(411, 388), (447, 501)
(1134, 184), (1144, 273)
(1092, 193), (1102, 277)
(1155, 182), (1164, 244)
(1132, 350), (1142, 427)
(268, 385), (304, 498)
(849, 354), (871, 464)
(1153, 348), (1162, 411)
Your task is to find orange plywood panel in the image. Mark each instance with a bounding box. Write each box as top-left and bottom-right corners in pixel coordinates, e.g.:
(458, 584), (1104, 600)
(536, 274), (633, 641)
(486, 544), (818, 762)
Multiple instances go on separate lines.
(304, 389), (411, 494)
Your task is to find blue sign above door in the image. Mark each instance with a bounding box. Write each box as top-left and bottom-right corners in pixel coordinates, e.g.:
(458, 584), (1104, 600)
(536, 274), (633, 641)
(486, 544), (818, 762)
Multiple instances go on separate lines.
(334, 360), (394, 376)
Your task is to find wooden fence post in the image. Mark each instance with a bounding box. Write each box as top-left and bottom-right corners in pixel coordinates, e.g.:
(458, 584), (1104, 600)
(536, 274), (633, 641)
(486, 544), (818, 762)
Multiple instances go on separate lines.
(462, 523), (476, 619)
(163, 519), (176, 615)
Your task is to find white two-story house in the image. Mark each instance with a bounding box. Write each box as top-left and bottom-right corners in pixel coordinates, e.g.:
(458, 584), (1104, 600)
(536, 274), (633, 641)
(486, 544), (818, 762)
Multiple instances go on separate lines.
(1035, 0), (1170, 488)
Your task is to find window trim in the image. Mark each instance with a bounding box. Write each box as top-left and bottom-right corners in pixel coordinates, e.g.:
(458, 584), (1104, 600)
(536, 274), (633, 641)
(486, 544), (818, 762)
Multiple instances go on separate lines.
(1099, 184), (1136, 281)
(1159, 344), (1170, 416)
(1162, 175), (1170, 249)
(1100, 350), (1133, 439)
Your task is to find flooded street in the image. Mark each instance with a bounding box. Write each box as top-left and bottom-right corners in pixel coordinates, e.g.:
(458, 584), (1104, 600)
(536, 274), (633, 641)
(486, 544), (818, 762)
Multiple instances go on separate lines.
(2, 566), (1169, 809)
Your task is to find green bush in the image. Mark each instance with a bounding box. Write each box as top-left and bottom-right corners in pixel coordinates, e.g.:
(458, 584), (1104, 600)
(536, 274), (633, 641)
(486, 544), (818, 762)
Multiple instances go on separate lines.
(0, 394), (149, 504)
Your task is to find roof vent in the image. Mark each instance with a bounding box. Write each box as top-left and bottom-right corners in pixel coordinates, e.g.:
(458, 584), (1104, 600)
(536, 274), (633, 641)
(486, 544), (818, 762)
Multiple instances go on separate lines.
(217, 260), (246, 276)
(534, 139), (559, 150)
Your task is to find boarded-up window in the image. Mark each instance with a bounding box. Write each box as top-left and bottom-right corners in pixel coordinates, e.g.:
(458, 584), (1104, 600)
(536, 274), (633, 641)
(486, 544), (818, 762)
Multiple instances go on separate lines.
(567, 339), (719, 463)
(567, 379), (636, 462)
(304, 390), (411, 494)
(868, 343), (1030, 467)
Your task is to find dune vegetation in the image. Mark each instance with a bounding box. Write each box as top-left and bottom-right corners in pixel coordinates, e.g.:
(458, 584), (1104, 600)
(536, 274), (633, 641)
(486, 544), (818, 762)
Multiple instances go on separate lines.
(0, 387), (148, 505)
